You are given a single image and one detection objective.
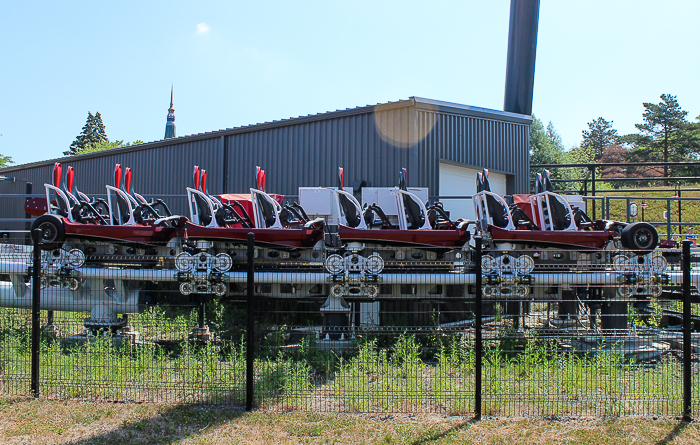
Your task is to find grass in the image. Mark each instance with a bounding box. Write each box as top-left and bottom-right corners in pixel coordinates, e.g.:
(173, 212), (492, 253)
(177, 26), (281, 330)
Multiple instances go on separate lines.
(583, 186), (700, 237)
(1, 300), (698, 421)
(329, 335), (473, 414)
(1, 398), (700, 444)
(0, 329), (248, 404)
(0, 310), (694, 417)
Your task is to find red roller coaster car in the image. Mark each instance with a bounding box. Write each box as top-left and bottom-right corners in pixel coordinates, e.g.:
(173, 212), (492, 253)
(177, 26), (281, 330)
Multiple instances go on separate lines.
(473, 169), (658, 251)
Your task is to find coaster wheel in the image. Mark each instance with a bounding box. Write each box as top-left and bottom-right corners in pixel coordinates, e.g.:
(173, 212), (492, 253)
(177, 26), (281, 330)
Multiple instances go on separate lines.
(621, 222), (658, 253)
(30, 215), (66, 251)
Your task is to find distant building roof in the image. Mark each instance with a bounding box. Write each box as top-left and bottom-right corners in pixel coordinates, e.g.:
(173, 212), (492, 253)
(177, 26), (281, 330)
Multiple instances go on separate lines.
(0, 97), (531, 173)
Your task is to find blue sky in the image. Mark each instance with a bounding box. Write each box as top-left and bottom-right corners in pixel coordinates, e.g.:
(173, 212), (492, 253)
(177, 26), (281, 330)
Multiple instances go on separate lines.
(1, 0), (698, 167)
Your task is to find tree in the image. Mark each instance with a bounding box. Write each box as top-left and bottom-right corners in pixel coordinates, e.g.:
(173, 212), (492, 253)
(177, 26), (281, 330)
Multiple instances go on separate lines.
(530, 115), (565, 170)
(529, 116), (585, 190)
(546, 122), (563, 150)
(635, 94), (688, 178)
(672, 115), (700, 177)
(596, 144), (660, 186)
(582, 117), (619, 160)
(0, 153), (13, 168)
(78, 139), (145, 154)
(65, 112), (108, 155)
(560, 144), (595, 190)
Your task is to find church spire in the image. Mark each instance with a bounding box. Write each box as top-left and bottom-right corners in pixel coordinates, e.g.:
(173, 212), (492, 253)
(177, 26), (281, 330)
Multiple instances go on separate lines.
(164, 85), (176, 139)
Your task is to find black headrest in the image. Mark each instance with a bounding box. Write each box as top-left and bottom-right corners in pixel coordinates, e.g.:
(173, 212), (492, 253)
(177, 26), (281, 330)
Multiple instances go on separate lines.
(481, 168), (491, 192)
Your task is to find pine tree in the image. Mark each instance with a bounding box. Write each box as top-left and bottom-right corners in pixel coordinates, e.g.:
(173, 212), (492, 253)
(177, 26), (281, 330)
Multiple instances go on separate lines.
(65, 112), (109, 155)
(635, 94), (688, 179)
(582, 117), (619, 160)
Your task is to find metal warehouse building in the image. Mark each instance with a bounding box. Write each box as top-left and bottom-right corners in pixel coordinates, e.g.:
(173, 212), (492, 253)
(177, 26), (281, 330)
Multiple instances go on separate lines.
(0, 97), (531, 228)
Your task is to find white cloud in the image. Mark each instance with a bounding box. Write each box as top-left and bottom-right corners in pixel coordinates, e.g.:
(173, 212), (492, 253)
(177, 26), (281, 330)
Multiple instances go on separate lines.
(196, 23), (210, 34)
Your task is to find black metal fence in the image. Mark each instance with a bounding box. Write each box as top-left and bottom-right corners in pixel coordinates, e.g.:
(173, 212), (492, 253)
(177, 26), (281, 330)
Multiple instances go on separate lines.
(0, 233), (698, 419)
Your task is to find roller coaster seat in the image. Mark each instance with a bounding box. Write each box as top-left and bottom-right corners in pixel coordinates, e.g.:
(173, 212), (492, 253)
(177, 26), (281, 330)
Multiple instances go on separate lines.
(250, 188), (283, 229)
(473, 191), (516, 232)
(530, 191), (577, 231)
(397, 190), (431, 230)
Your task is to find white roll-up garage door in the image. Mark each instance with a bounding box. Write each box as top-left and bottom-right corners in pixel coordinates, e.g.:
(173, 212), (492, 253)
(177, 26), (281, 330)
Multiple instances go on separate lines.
(438, 162), (507, 221)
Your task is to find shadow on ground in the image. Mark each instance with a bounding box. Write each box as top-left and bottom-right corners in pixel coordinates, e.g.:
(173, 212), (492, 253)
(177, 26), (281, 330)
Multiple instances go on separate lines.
(409, 418), (478, 445)
(66, 403), (246, 445)
(655, 420), (690, 445)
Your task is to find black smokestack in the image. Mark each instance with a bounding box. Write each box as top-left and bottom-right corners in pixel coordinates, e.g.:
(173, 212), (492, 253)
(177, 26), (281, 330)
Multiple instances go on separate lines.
(503, 0), (540, 116)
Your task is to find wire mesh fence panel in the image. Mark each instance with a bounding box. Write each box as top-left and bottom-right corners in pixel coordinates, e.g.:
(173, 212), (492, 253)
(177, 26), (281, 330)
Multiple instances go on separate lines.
(689, 253), (700, 420)
(35, 303), (245, 404)
(254, 300), (476, 414)
(0, 237), (34, 397)
(252, 246), (476, 414)
(481, 247), (683, 417)
(0, 237), (247, 404)
(694, 362), (700, 419)
(0, 235), (697, 417)
(0, 308), (32, 397)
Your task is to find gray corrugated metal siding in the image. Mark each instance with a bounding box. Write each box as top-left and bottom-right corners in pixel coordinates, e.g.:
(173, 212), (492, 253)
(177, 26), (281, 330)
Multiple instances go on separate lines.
(0, 97), (531, 223)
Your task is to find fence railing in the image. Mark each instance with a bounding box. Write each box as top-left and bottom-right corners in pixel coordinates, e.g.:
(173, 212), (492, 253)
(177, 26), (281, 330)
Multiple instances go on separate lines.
(0, 233), (697, 419)
(580, 195), (700, 241)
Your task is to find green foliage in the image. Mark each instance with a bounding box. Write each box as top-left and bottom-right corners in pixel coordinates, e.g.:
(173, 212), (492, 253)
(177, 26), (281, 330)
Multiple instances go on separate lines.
(256, 355), (314, 409)
(674, 115), (700, 176)
(77, 139), (145, 154)
(0, 309), (687, 415)
(64, 110), (142, 156)
(590, 185), (700, 235)
(0, 154), (13, 169)
(553, 144), (596, 191)
(636, 94), (688, 144)
(530, 115), (565, 173)
(65, 112), (108, 156)
(437, 334), (474, 371)
(206, 297), (246, 344)
(636, 299), (663, 327)
(582, 117), (619, 160)
(531, 94), (700, 191)
(529, 116), (596, 191)
(433, 335), (474, 414)
(634, 94), (689, 177)
(258, 325), (287, 360)
(333, 335), (428, 412)
(390, 334), (422, 377)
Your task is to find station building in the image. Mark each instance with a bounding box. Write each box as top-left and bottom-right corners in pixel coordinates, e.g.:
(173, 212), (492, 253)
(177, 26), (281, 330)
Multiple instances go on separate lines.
(0, 96), (531, 229)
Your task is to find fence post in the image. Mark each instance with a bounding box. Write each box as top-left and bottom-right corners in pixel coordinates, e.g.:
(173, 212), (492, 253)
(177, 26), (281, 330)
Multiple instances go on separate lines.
(682, 239), (692, 421)
(246, 232), (255, 411)
(677, 184), (682, 234)
(474, 236), (482, 420)
(590, 167), (596, 219)
(30, 228), (41, 398)
(667, 200), (672, 241)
